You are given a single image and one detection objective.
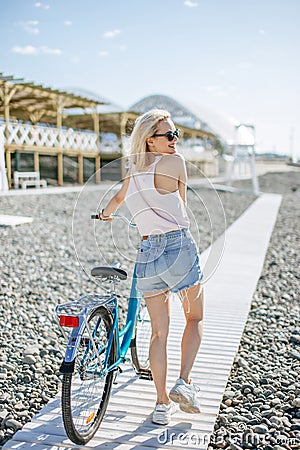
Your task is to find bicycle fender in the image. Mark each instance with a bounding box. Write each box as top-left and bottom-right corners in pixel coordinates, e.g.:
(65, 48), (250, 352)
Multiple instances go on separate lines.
(63, 317), (86, 364)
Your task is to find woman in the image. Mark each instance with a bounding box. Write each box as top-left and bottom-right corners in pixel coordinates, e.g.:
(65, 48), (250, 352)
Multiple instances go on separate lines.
(98, 109), (204, 425)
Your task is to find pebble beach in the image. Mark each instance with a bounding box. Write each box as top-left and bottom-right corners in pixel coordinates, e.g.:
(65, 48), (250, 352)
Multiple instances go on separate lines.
(0, 170), (299, 448)
(209, 172), (300, 450)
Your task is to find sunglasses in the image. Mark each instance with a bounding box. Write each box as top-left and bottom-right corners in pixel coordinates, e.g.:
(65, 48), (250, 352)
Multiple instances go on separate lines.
(152, 128), (181, 141)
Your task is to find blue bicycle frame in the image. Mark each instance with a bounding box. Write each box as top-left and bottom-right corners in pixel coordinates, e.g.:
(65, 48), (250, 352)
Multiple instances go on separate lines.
(100, 265), (143, 375)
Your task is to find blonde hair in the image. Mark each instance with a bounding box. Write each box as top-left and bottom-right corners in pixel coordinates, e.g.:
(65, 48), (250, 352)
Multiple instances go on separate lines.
(129, 109), (171, 172)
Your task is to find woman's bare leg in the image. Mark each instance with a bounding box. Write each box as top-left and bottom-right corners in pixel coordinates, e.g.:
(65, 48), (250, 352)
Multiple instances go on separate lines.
(179, 283), (204, 383)
(145, 290), (170, 404)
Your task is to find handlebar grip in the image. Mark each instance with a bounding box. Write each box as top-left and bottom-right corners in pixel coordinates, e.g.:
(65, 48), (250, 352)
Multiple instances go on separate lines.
(91, 214), (100, 219)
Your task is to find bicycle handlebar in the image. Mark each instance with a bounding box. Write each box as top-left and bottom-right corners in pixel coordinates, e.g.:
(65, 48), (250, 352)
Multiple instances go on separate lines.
(91, 213), (137, 228)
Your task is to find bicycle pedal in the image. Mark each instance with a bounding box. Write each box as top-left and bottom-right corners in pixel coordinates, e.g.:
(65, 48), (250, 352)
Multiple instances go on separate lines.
(138, 369), (153, 380)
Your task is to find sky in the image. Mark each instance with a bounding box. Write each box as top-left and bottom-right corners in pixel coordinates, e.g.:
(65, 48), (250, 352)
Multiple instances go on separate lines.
(0, 0), (299, 159)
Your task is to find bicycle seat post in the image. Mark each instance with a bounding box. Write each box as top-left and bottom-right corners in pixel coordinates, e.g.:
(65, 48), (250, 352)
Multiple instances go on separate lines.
(96, 275), (120, 297)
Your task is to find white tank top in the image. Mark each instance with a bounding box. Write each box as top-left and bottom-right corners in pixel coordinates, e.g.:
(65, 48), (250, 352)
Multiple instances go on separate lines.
(125, 156), (190, 236)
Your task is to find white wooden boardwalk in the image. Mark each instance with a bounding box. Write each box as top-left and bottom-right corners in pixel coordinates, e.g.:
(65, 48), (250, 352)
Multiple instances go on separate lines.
(3, 193), (282, 450)
(0, 214), (33, 226)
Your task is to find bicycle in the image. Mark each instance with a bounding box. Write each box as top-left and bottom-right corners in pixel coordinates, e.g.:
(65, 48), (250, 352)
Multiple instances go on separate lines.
(55, 214), (152, 444)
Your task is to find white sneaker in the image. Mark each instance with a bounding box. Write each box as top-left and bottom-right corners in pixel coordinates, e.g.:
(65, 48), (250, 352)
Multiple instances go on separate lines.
(169, 378), (201, 413)
(152, 401), (178, 425)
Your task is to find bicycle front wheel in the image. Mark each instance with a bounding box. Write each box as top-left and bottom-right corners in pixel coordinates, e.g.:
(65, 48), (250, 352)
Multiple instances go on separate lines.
(61, 306), (116, 444)
(131, 296), (152, 376)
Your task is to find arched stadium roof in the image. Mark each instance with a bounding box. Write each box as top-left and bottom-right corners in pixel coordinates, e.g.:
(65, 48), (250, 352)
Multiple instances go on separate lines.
(130, 94), (214, 134)
(130, 94), (255, 146)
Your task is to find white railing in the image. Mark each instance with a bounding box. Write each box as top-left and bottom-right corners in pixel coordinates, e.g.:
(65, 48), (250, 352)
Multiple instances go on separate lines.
(6, 123), (98, 151)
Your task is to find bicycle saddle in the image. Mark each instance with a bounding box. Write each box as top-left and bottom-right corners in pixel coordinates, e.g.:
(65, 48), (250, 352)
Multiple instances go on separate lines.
(91, 266), (127, 280)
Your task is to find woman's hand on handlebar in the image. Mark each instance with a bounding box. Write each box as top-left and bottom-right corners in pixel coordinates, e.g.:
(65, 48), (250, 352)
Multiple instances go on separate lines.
(91, 213), (136, 228)
(99, 209), (113, 222)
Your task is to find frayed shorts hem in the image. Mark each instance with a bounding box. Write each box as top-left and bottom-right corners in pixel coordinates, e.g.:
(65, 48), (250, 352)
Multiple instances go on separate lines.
(137, 272), (203, 295)
(171, 277), (203, 294)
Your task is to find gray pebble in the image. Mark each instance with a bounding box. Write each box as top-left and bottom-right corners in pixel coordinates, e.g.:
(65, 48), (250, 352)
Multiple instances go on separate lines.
(270, 416), (282, 426)
(21, 355), (37, 365)
(224, 390), (236, 399)
(271, 398), (281, 406)
(237, 357), (249, 369)
(252, 424), (269, 434)
(290, 334), (300, 344)
(290, 350), (300, 360)
(232, 415), (248, 423)
(0, 409), (9, 420)
(5, 418), (23, 431)
(23, 345), (40, 356)
(0, 369), (7, 380)
(292, 397), (300, 408)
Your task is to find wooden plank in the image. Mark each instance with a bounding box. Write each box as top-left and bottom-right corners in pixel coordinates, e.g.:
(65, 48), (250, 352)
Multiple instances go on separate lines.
(57, 153), (63, 186)
(6, 145), (99, 158)
(34, 151), (39, 172)
(95, 155), (101, 183)
(77, 154), (83, 185)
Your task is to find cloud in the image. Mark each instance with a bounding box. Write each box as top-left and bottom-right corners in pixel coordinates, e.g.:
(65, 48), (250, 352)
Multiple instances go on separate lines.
(12, 45), (38, 55)
(40, 46), (62, 55)
(11, 45), (62, 55)
(259, 29), (265, 35)
(119, 44), (127, 51)
(103, 29), (121, 39)
(98, 51), (109, 57)
(63, 20), (72, 26)
(184, 1), (198, 7)
(16, 20), (39, 34)
(34, 2), (50, 9)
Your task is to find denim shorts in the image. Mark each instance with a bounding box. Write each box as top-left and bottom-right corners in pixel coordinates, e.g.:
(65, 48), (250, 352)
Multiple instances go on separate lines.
(135, 228), (203, 293)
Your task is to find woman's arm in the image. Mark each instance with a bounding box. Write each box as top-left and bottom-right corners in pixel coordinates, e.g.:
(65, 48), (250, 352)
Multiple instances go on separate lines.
(178, 157), (188, 205)
(100, 172), (130, 221)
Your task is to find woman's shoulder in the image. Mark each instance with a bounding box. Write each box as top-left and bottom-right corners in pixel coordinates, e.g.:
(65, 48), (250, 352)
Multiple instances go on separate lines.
(156, 153), (186, 178)
(158, 153), (185, 170)
(160, 153), (185, 165)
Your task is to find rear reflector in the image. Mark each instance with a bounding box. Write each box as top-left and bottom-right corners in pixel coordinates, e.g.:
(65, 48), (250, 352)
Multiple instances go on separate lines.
(60, 315), (79, 328)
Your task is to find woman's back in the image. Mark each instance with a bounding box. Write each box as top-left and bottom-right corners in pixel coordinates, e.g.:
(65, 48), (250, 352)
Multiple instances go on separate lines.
(125, 154), (190, 236)
(153, 154), (185, 195)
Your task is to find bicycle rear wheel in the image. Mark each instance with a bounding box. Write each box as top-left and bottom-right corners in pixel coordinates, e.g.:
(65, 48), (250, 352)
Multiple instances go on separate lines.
(131, 296), (152, 377)
(61, 306), (116, 444)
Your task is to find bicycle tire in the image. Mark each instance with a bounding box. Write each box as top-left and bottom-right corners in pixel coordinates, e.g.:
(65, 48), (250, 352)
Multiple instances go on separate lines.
(131, 296), (152, 375)
(61, 306), (116, 444)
